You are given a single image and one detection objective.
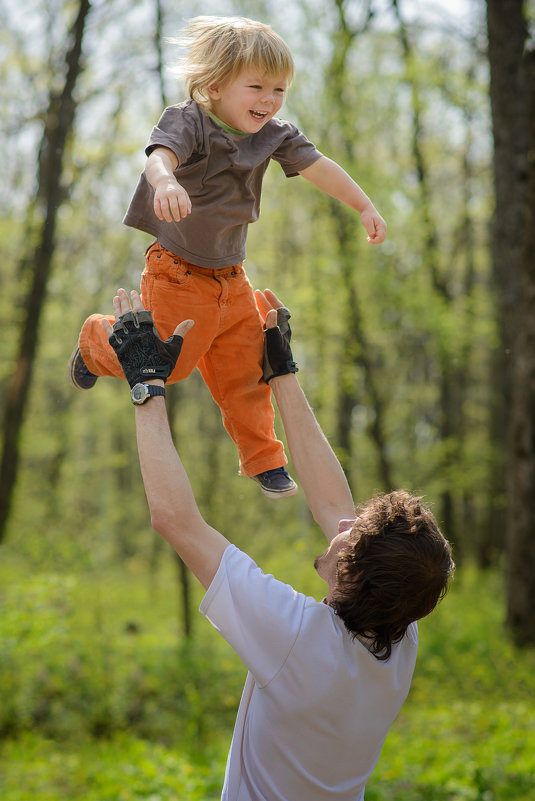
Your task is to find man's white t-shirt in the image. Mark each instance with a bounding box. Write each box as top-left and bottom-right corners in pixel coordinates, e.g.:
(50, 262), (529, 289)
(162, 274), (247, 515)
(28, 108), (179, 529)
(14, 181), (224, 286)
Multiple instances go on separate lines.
(200, 545), (418, 801)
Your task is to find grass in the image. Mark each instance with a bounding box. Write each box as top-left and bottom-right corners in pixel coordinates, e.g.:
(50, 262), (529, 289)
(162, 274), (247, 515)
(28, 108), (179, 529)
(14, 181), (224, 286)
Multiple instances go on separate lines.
(0, 735), (226, 801)
(1, 552), (534, 800)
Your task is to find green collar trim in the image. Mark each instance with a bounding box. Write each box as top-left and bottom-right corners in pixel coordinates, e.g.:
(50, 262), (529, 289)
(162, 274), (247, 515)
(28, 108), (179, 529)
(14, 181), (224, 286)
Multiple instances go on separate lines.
(207, 110), (248, 136)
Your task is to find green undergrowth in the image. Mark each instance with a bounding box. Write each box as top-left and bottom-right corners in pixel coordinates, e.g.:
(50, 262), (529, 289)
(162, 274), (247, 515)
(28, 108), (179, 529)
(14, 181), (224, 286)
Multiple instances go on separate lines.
(0, 734), (226, 801)
(1, 557), (534, 800)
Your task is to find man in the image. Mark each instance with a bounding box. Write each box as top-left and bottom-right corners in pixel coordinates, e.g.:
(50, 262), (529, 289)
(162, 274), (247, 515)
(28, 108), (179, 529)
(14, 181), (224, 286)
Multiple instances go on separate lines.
(103, 287), (454, 801)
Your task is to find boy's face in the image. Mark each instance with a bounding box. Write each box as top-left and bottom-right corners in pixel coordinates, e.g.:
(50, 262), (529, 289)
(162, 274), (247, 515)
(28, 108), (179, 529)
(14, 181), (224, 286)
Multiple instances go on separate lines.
(207, 69), (288, 133)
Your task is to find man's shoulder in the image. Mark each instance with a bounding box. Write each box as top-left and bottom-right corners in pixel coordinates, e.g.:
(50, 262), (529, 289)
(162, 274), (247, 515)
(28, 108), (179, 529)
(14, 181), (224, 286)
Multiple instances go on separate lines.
(220, 545), (309, 598)
(203, 545), (317, 621)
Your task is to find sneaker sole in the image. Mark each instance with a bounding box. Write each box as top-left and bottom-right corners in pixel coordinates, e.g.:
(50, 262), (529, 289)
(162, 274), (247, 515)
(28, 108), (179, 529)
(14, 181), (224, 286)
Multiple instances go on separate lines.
(258, 482), (299, 500)
(68, 346), (98, 390)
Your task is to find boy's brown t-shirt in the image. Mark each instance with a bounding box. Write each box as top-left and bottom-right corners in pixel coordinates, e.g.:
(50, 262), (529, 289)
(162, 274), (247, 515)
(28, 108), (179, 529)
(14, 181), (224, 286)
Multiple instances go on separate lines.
(123, 99), (322, 269)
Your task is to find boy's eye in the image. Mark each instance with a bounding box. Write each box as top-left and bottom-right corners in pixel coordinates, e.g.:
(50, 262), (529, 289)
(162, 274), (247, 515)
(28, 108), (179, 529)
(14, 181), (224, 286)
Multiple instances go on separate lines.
(247, 83), (286, 93)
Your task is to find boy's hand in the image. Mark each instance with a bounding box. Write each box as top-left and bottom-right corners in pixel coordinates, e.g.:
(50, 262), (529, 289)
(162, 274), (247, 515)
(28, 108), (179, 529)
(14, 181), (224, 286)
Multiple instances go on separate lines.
(102, 289), (194, 387)
(360, 203), (387, 244)
(145, 148), (191, 222)
(254, 289), (298, 383)
(154, 179), (192, 223)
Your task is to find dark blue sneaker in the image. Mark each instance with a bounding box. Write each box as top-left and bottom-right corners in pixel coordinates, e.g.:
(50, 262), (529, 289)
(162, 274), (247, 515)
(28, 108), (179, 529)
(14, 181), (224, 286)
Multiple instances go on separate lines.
(68, 346), (98, 390)
(253, 467), (298, 499)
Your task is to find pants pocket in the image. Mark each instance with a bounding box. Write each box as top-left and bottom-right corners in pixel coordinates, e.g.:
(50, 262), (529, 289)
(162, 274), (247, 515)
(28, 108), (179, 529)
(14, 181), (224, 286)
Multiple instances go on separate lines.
(144, 245), (193, 286)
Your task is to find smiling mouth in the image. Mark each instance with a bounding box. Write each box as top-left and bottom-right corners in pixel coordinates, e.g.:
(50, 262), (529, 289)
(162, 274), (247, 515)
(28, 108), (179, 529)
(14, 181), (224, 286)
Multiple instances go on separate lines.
(250, 110), (268, 120)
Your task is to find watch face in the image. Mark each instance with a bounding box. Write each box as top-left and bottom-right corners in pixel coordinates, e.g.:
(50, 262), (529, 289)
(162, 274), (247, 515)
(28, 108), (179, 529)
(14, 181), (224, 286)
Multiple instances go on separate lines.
(131, 384), (148, 404)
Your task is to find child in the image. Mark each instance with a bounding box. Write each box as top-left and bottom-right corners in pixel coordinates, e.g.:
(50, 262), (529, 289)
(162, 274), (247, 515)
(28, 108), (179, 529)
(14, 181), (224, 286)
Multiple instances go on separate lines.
(69, 15), (386, 499)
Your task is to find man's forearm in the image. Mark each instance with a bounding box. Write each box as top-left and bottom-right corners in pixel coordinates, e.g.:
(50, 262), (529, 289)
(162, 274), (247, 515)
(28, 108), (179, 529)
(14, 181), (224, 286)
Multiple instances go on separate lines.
(271, 374), (355, 542)
(135, 392), (230, 588)
(104, 288), (227, 588)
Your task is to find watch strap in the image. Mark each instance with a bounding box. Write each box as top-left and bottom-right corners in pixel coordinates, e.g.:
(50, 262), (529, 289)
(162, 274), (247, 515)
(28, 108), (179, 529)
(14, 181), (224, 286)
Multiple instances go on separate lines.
(145, 385), (165, 399)
(131, 383), (166, 405)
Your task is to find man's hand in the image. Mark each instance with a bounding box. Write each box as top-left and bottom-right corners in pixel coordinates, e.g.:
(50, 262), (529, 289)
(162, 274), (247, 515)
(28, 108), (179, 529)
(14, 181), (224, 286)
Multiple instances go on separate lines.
(254, 288), (298, 383)
(102, 288), (194, 387)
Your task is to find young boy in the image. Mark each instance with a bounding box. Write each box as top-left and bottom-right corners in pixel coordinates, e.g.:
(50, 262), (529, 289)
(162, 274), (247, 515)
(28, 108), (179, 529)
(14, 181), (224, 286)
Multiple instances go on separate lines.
(69, 16), (386, 499)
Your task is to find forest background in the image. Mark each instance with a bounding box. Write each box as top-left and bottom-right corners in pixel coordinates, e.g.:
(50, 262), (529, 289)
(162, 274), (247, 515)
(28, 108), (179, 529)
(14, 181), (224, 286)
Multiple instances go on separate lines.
(1, 0), (535, 799)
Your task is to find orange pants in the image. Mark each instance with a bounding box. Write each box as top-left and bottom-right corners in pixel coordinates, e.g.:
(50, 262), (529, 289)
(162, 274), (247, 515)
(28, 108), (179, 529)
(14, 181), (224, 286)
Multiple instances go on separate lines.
(78, 242), (286, 477)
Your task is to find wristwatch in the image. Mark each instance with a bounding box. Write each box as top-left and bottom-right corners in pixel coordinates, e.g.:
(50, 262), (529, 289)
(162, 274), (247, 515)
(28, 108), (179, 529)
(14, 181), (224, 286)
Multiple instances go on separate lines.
(130, 382), (166, 405)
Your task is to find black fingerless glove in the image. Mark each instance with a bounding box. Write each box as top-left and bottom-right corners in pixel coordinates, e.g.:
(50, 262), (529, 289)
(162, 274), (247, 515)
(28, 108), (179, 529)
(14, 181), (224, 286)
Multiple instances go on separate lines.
(108, 310), (183, 388)
(263, 306), (298, 383)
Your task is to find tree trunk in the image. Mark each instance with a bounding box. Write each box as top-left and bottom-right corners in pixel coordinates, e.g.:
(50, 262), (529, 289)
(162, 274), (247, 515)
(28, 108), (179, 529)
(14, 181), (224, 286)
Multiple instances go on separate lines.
(485, 0), (529, 566)
(0, 0), (91, 541)
(487, 0), (535, 644)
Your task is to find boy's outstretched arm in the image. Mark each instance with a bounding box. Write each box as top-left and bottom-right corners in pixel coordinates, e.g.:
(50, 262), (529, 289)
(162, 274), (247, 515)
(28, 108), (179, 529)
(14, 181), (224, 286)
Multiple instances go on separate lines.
(102, 289), (230, 589)
(255, 289), (355, 543)
(299, 155), (386, 244)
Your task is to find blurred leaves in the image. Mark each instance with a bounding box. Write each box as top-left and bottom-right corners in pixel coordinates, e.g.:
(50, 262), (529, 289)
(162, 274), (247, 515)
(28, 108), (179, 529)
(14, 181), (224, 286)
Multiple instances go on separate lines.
(1, 0), (494, 558)
(1, 562), (534, 799)
(1, 0), (526, 796)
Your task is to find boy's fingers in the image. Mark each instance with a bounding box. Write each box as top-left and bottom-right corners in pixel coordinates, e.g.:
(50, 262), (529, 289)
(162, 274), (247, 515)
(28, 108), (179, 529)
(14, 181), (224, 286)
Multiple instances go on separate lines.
(102, 319), (113, 337)
(178, 197), (191, 218)
(365, 217), (386, 244)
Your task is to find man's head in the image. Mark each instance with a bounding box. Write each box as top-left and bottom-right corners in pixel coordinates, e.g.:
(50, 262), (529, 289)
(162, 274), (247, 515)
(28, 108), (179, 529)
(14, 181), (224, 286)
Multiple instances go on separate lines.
(316, 491), (454, 661)
(174, 16), (295, 108)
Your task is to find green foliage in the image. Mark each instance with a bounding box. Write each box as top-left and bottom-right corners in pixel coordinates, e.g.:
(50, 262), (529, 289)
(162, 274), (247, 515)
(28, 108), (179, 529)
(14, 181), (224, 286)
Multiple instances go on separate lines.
(1, 561), (534, 800)
(0, 556), (244, 744)
(1, 0), (495, 563)
(368, 702), (535, 801)
(366, 565), (535, 800)
(0, 735), (226, 801)
(2, 0), (526, 793)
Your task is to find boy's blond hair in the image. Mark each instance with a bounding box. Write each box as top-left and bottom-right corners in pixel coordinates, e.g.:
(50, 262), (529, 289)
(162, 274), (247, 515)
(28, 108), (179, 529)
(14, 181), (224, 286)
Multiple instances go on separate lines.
(173, 16), (295, 107)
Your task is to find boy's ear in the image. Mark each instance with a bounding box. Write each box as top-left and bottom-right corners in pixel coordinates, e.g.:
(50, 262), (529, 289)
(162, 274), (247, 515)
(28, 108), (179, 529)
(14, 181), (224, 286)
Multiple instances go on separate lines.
(206, 82), (221, 100)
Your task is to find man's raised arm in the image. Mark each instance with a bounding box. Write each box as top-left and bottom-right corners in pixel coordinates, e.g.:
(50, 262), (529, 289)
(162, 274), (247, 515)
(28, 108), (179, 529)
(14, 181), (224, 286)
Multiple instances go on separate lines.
(255, 290), (355, 543)
(103, 289), (230, 589)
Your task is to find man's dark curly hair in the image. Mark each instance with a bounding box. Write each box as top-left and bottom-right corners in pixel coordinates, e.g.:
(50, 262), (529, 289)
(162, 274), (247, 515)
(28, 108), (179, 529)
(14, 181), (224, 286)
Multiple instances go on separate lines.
(331, 490), (455, 661)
